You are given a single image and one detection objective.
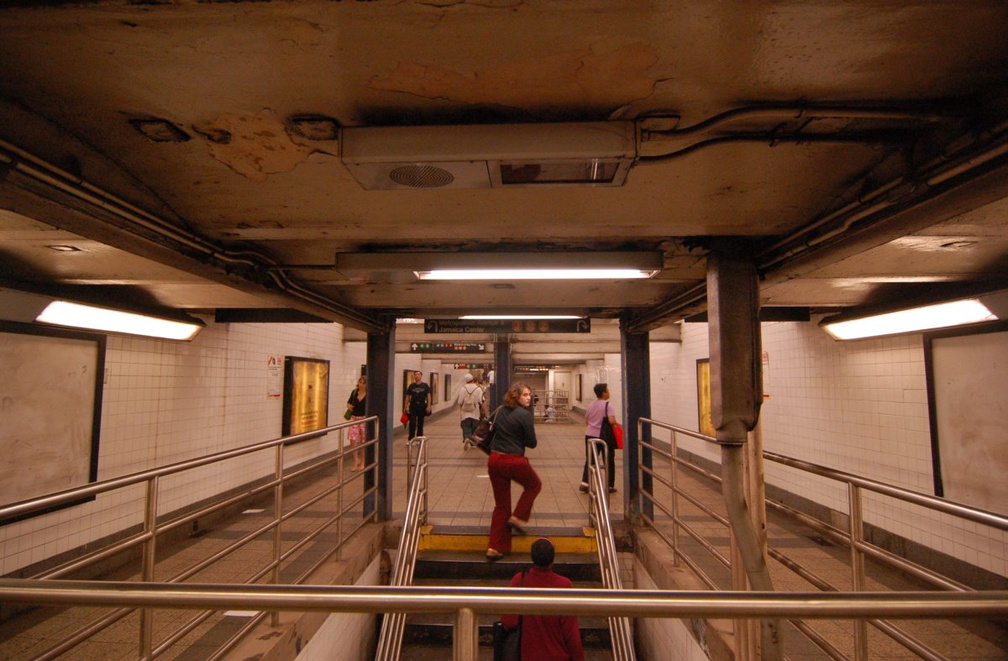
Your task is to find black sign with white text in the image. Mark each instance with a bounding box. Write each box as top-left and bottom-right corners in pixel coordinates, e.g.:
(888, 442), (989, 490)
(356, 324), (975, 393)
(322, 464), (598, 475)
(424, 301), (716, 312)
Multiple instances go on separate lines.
(424, 318), (590, 334)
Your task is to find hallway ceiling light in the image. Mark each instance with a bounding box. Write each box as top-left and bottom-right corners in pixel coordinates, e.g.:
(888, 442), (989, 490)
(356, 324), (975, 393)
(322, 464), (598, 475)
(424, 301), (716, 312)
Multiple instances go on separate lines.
(335, 251), (661, 282)
(417, 268), (654, 280)
(460, 315), (582, 320)
(820, 297), (1000, 340)
(36, 301), (204, 341)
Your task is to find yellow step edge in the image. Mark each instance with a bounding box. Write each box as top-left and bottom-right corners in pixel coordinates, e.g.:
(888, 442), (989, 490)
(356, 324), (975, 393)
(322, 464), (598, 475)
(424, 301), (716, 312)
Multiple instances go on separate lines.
(418, 526), (598, 553)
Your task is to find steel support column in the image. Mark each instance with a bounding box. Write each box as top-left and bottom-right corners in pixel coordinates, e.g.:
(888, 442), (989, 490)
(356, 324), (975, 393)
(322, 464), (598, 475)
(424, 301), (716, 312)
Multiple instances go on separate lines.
(707, 242), (781, 661)
(492, 335), (512, 410)
(367, 320), (396, 520)
(620, 320), (651, 522)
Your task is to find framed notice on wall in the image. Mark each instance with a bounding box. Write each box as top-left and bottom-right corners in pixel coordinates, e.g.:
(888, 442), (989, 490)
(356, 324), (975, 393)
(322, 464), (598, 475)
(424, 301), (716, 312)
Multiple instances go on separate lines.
(282, 356), (330, 437)
(0, 321), (105, 523)
(696, 358), (716, 438)
(924, 322), (1008, 514)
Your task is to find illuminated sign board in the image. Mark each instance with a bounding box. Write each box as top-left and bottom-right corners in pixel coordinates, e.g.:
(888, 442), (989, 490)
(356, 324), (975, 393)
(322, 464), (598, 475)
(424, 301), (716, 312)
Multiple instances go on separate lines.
(424, 319), (590, 334)
(408, 341), (488, 353)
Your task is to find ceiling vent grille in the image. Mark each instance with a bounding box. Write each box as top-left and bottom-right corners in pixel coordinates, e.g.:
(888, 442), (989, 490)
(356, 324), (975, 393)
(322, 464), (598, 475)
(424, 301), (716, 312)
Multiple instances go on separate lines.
(389, 164), (455, 188)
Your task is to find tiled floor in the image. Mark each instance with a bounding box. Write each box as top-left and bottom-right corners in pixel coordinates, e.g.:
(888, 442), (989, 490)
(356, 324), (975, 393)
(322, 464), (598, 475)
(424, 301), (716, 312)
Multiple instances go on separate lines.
(395, 411), (621, 530)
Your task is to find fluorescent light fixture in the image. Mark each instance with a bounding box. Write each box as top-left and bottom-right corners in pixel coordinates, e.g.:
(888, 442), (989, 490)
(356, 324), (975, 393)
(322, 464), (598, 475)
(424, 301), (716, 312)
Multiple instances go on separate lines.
(334, 251), (662, 283)
(461, 315), (582, 320)
(821, 298), (997, 340)
(416, 268), (654, 280)
(36, 301), (204, 341)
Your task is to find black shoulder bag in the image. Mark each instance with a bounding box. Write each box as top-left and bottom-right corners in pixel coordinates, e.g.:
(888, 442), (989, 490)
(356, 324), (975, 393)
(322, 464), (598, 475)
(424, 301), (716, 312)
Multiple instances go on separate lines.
(492, 569), (525, 661)
(470, 405), (501, 455)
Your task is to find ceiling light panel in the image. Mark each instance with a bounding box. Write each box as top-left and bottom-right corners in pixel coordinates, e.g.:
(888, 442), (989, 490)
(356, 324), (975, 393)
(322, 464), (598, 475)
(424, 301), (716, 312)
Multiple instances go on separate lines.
(821, 298), (998, 340)
(334, 251), (662, 282)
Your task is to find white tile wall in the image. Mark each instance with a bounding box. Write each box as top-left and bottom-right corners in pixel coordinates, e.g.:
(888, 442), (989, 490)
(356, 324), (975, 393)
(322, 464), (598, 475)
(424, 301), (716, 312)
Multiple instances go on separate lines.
(1, 320), (365, 575)
(4, 318), (1004, 580)
(649, 320), (1007, 578)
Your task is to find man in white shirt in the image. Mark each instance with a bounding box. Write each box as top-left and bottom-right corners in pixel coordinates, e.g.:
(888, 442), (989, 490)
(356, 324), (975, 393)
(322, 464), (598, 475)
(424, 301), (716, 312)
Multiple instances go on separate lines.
(456, 373), (485, 450)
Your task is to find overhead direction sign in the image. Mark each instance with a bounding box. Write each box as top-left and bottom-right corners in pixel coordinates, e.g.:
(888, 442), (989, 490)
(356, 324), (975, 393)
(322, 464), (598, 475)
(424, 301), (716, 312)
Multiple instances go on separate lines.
(424, 318), (590, 334)
(408, 341), (488, 353)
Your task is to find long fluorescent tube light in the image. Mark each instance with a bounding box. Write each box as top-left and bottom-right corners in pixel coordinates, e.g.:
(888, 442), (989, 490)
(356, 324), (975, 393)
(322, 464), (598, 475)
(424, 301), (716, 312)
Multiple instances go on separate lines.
(36, 301), (204, 341)
(416, 268), (655, 280)
(821, 299), (997, 340)
(461, 315), (582, 320)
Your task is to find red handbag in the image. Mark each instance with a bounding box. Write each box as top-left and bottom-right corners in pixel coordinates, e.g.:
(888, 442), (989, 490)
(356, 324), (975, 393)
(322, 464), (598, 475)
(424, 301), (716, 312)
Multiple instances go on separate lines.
(612, 422), (624, 449)
(400, 412), (410, 426)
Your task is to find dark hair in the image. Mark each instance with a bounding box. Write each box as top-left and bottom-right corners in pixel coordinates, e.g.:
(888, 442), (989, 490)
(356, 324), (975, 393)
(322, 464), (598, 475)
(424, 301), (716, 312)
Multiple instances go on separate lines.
(530, 537), (555, 568)
(503, 382), (531, 408)
(593, 383), (607, 398)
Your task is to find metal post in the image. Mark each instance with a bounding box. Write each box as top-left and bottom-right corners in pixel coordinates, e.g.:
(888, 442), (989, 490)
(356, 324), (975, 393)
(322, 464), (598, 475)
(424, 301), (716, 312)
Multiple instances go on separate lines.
(452, 607), (479, 661)
(730, 529), (753, 661)
(670, 430), (680, 563)
(849, 484), (869, 660)
(138, 476), (159, 660)
(271, 443), (284, 627)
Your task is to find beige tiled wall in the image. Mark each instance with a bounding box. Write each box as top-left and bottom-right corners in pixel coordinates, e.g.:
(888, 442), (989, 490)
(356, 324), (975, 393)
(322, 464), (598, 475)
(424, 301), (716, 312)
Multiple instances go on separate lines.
(1, 320), (365, 575)
(649, 320), (1007, 578)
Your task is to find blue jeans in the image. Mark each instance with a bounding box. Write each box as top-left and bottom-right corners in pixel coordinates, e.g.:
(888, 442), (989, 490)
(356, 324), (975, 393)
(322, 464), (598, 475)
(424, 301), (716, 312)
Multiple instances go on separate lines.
(460, 417), (479, 441)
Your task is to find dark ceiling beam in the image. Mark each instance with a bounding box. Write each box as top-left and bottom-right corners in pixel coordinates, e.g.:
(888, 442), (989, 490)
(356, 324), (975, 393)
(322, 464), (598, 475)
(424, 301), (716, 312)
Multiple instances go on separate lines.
(758, 141), (1008, 287)
(0, 147), (386, 332)
(626, 128), (1008, 331)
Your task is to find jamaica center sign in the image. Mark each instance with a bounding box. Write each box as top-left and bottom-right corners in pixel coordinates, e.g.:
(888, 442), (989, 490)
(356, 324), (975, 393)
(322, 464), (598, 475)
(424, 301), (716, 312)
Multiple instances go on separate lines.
(424, 318), (590, 334)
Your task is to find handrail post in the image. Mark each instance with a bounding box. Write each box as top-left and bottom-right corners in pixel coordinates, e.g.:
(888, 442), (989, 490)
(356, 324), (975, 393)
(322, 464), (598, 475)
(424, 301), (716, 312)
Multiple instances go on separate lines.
(337, 427), (345, 560)
(849, 484), (868, 660)
(670, 429), (680, 565)
(271, 443), (284, 627)
(138, 475), (159, 660)
(452, 607), (478, 661)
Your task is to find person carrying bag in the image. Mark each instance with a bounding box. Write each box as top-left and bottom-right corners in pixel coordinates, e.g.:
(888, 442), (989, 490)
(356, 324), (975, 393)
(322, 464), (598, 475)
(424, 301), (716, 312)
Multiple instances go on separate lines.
(498, 538), (584, 661)
(578, 382), (619, 494)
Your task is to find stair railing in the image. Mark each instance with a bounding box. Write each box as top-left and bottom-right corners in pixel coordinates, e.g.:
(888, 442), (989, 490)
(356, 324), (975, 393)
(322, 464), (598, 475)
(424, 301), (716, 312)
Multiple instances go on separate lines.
(586, 437), (638, 661)
(374, 435), (429, 661)
(0, 417), (380, 661)
(635, 417), (1008, 661)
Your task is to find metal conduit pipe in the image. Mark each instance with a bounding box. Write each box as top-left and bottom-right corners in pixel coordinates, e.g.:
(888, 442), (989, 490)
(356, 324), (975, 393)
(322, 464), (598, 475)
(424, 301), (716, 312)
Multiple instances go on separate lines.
(758, 131), (1008, 275)
(639, 104), (954, 140)
(722, 444), (783, 661)
(637, 132), (907, 164)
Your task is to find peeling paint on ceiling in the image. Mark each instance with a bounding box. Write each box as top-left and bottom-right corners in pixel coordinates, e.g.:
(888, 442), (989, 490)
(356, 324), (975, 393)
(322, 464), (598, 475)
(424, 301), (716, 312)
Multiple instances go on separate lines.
(193, 110), (313, 182)
(369, 43), (660, 110)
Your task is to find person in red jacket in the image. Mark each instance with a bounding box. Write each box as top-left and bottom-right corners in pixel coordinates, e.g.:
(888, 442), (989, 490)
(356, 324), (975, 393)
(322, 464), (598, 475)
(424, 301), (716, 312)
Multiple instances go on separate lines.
(501, 537), (585, 661)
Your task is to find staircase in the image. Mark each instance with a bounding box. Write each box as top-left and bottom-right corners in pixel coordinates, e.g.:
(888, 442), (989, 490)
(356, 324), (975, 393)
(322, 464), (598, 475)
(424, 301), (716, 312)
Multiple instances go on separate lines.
(397, 526), (617, 660)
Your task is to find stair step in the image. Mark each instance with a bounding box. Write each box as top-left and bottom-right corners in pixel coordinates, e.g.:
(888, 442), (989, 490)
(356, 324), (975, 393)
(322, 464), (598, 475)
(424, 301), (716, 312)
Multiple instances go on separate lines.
(415, 550), (603, 582)
(402, 614), (613, 648)
(397, 644), (615, 661)
(417, 524), (598, 554)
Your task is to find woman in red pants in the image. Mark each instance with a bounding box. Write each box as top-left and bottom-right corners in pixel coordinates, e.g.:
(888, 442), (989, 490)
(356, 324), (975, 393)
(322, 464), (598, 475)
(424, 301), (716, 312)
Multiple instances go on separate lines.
(485, 382), (541, 560)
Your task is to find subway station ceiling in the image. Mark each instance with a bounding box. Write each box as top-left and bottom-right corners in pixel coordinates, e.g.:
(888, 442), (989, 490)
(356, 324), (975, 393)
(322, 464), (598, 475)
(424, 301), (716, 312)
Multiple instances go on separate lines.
(1, 1), (1008, 335)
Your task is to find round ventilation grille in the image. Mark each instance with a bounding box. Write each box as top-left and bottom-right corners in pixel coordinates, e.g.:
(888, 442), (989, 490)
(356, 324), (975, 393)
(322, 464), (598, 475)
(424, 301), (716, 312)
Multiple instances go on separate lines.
(388, 164), (455, 188)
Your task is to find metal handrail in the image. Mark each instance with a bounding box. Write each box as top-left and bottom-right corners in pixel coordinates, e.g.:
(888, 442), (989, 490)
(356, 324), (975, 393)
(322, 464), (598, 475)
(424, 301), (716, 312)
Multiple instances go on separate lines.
(374, 435), (429, 661)
(636, 416), (1008, 661)
(0, 417), (381, 661)
(0, 579), (1003, 620)
(586, 437), (637, 661)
